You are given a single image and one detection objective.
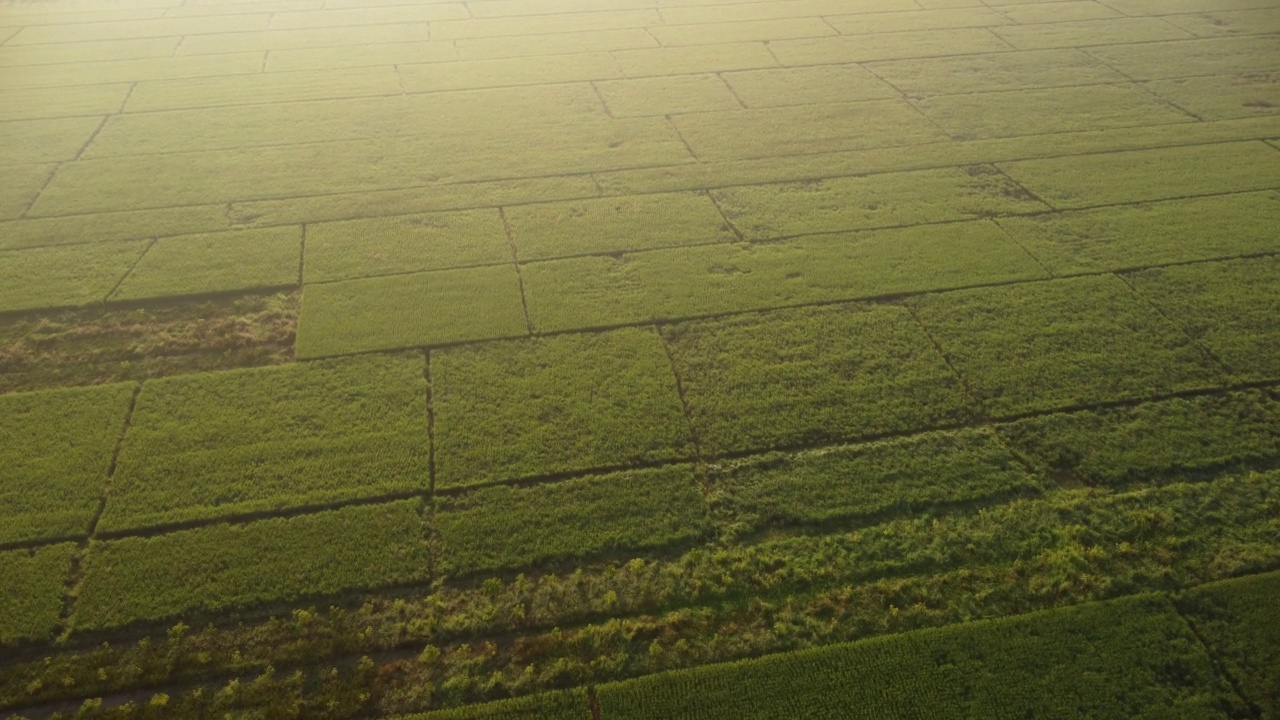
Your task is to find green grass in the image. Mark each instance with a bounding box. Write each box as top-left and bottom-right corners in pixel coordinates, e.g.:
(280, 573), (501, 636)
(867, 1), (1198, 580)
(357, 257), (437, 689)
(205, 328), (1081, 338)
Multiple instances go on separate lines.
(504, 191), (734, 260)
(436, 465), (709, 576)
(74, 499), (430, 631)
(0, 241), (148, 314)
(664, 303), (974, 455)
(907, 274), (1225, 416)
(595, 593), (1244, 719)
(304, 209), (511, 282)
(1129, 256), (1280, 382)
(295, 265), (528, 358)
(110, 226), (301, 301)
(432, 327), (693, 488)
(101, 354), (428, 532)
(999, 141), (1280, 209)
(912, 83), (1194, 140)
(708, 165), (1048, 240)
(996, 190), (1280, 274)
(1178, 571), (1280, 718)
(997, 391), (1280, 488)
(709, 428), (1042, 533)
(0, 383), (134, 545)
(0, 544), (77, 645)
(522, 220), (1048, 333)
(406, 688), (589, 719)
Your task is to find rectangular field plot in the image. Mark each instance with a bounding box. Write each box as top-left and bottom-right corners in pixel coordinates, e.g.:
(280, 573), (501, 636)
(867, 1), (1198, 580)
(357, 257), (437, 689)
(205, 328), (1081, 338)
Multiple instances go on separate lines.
(432, 328), (692, 488)
(596, 594), (1244, 719)
(907, 275), (1226, 416)
(592, 74), (742, 118)
(767, 27), (1011, 66)
(671, 100), (948, 162)
(74, 499), (430, 631)
(989, 17), (1192, 49)
(0, 85), (130, 123)
(0, 241), (149, 314)
(709, 428), (1041, 531)
(101, 354), (428, 532)
(997, 391), (1280, 488)
(504, 192), (734, 261)
(295, 265), (527, 358)
(996, 191), (1280, 275)
(522, 220), (1047, 333)
(435, 465), (708, 576)
(0, 544), (77, 645)
(1144, 74), (1280, 121)
(0, 164), (54, 222)
(0, 383), (134, 546)
(709, 166), (1049, 240)
(720, 64), (900, 108)
(0, 116), (109, 165)
(1177, 571), (1280, 718)
(999, 141), (1280, 209)
(110, 226), (301, 302)
(1128, 256), (1280, 382)
(0, 204), (231, 251)
(911, 83), (1194, 140)
(304, 209), (511, 283)
(863, 48), (1129, 95)
(663, 303), (974, 455)
(411, 690), (589, 719)
(1085, 34), (1280, 80)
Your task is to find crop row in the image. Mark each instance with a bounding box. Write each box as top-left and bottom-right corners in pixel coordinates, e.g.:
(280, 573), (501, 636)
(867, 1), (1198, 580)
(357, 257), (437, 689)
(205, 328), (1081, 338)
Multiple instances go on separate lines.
(4, 465), (1278, 715)
(7, 259), (1278, 546)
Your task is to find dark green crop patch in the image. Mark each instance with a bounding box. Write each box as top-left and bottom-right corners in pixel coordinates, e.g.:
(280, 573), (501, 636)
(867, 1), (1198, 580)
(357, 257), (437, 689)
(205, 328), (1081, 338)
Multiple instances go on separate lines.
(295, 264), (528, 358)
(908, 274), (1226, 417)
(409, 688), (590, 719)
(102, 354), (428, 532)
(997, 391), (1280, 488)
(663, 303), (974, 456)
(0, 543), (77, 646)
(708, 428), (1043, 534)
(1128, 256), (1280, 382)
(432, 328), (693, 489)
(109, 226), (302, 302)
(709, 166), (1049, 241)
(436, 465), (708, 576)
(0, 383), (134, 546)
(521, 220), (1048, 333)
(74, 499), (430, 632)
(304, 209), (512, 283)
(596, 593), (1245, 719)
(0, 241), (148, 314)
(1177, 571), (1280, 717)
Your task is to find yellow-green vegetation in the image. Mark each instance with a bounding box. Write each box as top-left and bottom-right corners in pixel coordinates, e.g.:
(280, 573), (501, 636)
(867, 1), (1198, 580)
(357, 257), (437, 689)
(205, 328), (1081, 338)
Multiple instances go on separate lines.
(990, 16), (1192, 50)
(767, 27), (1011, 66)
(0, 241), (148, 314)
(304, 210), (511, 282)
(1086, 34), (1280, 80)
(0, 543), (77, 645)
(0, 204), (231, 251)
(864, 48), (1130, 95)
(998, 391), (1280, 488)
(709, 166), (1048, 240)
(0, 383), (134, 546)
(0, 116), (106, 164)
(504, 192), (734, 260)
(74, 499), (430, 631)
(709, 428), (1042, 534)
(436, 465), (708, 575)
(1144, 74), (1280, 121)
(410, 689), (589, 719)
(1178, 571), (1280, 717)
(908, 275), (1225, 416)
(1129, 256), (1280, 382)
(110, 226), (302, 302)
(101, 354), (428, 532)
(0, 164), (55, 221)
(592, 75), (742, 117)
(0, 291), (297, 395)
(999, 141), (1280, 209)
(595, 594), (1244, 719)
(663, 303), (972, 455)
(295, 265), (527, 358)
(522, 220), (1047, 332)
(432, 328), (692, 488)
(996, 191), (1280, 274)
(721, 65), (899, 108)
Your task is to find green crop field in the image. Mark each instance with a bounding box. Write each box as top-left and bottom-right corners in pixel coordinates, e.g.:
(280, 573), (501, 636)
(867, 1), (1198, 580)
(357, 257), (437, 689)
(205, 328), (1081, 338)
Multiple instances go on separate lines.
(0, 0), (1277, 718)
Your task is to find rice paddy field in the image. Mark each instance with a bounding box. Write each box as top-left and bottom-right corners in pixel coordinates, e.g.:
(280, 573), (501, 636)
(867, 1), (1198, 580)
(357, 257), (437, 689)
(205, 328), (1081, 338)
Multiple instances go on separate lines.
(1, 0), (1279, 717)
